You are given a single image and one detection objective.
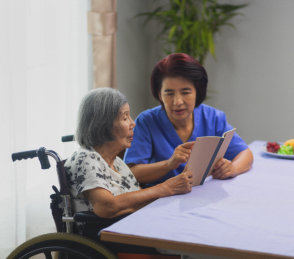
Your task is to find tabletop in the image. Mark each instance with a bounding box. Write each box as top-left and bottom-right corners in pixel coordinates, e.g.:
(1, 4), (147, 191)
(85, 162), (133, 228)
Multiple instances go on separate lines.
(101, 141), (294, 258)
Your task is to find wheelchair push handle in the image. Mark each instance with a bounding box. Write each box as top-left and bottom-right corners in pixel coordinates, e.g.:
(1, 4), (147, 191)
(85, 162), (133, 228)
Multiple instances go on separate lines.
(61, 135), (74, 142)
(12, 149), (38, 161)
(12, 147), (62, 170)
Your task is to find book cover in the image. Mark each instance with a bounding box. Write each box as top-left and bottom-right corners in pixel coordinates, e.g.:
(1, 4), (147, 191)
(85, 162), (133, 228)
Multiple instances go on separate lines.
(185, 128), (236, 186)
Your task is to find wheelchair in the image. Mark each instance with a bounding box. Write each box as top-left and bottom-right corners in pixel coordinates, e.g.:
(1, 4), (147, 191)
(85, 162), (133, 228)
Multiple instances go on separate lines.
(8, 136), (178, 259)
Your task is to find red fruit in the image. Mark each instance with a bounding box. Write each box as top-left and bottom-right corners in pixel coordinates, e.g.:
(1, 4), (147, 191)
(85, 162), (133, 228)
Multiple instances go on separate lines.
(266, 142), (280, 153)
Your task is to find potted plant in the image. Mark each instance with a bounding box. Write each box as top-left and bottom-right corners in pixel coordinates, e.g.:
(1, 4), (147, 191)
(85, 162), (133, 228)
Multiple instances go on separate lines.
(138, 0), (248, 64)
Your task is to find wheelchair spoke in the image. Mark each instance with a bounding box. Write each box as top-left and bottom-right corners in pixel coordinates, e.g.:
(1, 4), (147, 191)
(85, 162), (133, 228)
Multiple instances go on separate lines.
(44, 251), (52, 259)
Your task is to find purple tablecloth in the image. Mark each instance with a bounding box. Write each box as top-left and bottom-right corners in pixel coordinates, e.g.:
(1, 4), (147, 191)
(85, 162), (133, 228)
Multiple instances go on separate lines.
(102, 141), (294, 257)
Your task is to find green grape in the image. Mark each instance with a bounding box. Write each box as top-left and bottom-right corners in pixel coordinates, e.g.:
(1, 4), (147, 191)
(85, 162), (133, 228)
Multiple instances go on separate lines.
(277, 145), (294, 155)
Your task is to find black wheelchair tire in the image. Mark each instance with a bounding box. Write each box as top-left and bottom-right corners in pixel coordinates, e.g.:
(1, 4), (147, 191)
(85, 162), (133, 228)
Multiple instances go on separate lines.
(6, 232), (118, 259)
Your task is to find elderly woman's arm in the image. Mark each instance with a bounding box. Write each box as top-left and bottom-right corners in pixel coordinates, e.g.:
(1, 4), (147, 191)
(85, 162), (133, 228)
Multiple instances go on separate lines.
(85, 170), (192, 218)
(129, 141), (194, 184)
(211, 148), (253, 180)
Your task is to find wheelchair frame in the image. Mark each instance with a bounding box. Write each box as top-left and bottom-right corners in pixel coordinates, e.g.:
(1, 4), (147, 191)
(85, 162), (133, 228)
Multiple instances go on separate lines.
(9, 138), (118, 259)
(8, 136), (179, 259)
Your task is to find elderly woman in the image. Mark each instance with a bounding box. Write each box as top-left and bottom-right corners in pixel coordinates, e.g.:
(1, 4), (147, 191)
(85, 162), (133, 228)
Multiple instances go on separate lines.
(64, 88), (192, 221)
(124, 53), (253, 187)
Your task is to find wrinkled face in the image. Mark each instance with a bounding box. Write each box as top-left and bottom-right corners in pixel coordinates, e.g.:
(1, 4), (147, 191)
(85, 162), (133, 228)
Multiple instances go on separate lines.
(159, 77), (196, 125)
(112, 103), (136, 149)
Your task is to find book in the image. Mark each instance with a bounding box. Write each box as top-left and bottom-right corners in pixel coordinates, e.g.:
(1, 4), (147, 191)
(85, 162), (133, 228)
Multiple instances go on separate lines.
(185, 128), (236, 186)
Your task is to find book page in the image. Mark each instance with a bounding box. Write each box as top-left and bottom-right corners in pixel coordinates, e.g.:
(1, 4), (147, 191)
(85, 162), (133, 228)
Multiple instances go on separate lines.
(186, 136), (221, 186)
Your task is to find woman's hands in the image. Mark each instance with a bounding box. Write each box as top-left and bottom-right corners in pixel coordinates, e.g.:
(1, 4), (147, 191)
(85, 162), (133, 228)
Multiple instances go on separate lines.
(211, 158), (236, 179)
(160, 170), (193, 196)
(167, 141), (194, 170)
(211, 148), (253, 180)
(129, 141), (195, 184)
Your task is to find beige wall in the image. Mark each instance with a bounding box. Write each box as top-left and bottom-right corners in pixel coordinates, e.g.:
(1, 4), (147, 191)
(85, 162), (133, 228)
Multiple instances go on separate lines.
(204, 0), (294, 143)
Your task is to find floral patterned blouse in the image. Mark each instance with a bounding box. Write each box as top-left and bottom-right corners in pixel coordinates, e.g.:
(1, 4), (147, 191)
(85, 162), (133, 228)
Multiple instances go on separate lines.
(64, 147), (140, 213)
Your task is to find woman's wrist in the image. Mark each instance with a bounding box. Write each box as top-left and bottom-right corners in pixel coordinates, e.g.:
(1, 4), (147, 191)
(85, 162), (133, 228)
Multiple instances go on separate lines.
(166, 158), (176, 172)
(157, 181), (172, 198)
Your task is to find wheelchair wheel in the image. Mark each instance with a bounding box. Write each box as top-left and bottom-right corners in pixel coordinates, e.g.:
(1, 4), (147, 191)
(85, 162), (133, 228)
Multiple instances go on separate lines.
(7, 232), (118, 259)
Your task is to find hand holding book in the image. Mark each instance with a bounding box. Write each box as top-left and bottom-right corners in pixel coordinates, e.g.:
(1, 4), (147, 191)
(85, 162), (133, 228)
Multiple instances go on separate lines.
(211, 157), (236, 179)
(185, 128), (236, 186)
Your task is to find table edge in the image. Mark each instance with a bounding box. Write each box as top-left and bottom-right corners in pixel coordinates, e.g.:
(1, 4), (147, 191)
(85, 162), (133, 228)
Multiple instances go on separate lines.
(100, 231), (293, 259)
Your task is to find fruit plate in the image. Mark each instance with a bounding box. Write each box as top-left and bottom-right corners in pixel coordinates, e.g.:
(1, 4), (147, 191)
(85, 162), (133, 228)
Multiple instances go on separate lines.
(263, 144), (294, 160)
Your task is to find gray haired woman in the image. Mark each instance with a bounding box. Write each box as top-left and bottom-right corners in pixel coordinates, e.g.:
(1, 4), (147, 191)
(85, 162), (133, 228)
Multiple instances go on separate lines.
(65, 88), (192, 221)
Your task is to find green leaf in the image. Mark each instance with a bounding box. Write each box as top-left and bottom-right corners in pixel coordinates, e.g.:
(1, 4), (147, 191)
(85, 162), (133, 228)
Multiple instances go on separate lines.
(173, 0), (181, 7)
(207, 31), (215, 57)
(168, 25), (177, 40)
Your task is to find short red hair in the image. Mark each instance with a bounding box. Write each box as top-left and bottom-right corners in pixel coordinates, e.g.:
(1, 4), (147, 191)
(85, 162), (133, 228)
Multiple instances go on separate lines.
(150, 53), (208, 107)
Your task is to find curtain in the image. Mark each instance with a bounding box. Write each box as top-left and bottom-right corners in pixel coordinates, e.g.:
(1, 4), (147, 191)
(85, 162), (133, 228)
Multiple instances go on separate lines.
(0, 0), (89, 257)
(88, 0), (117, 88)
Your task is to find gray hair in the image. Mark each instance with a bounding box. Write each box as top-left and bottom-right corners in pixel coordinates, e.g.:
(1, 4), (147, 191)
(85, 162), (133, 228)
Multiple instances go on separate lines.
(76, 87), (128, 148)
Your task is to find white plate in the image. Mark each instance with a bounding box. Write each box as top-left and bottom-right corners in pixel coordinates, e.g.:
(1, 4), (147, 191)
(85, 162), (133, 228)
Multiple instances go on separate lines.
(263, 144), (294, 160)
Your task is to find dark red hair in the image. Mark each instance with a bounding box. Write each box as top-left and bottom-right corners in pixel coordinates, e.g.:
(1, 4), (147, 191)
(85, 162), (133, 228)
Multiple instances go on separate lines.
(150, 53), (208, 107)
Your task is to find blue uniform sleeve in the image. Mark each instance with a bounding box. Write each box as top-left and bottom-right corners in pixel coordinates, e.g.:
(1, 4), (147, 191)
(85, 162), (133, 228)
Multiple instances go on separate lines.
(124, 114), (152, 165)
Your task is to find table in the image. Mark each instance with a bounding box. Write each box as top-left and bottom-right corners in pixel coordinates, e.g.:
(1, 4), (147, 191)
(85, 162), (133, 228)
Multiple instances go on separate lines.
(101, 141), (294, 259)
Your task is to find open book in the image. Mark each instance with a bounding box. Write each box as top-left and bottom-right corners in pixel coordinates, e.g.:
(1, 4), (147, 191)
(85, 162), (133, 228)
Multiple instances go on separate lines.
(185, 128), (236, 186)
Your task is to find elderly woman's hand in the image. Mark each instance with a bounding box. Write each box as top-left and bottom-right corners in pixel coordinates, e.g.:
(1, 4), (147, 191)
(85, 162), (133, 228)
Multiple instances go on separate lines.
(167, 142), (194, 170)
(161, 170), (193, 195)
(211, 158), (236, 180)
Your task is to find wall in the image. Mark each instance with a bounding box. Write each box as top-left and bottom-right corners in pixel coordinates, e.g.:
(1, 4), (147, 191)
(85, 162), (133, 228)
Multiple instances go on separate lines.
(116, 0), (150, 118)
(199, 0), (294, 144)
(117, 0), (294, 144)
(116, 0), (162, 119)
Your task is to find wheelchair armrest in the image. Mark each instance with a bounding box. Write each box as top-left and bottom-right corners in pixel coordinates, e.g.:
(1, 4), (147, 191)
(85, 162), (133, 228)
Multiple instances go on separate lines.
(74, 211), (131, 240)
(73, 211), (131, 224)
(74, 211), (102, 223)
